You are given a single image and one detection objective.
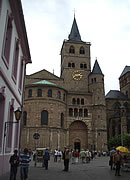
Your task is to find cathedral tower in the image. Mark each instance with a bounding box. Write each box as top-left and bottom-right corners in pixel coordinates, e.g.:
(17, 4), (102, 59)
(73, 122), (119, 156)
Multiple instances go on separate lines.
(60, 17), (91, 92)
(89, 59), (107, 151)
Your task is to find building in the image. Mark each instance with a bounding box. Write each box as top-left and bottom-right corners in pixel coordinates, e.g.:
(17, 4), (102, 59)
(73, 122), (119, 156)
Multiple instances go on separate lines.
(21, 17), (107, 153)
(0, 0), (31, 175)
(106, 66), (130, 143)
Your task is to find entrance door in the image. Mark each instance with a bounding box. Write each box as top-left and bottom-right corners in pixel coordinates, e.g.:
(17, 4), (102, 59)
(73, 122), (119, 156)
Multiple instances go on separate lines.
(74, 142), (80, 152)
(69, 120), (88, 150)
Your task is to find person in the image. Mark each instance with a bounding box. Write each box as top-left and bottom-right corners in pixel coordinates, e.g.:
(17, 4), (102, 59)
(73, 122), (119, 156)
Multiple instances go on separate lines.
(85, 149), (90, 163)
(62, 147), (70, 171)
(54, 149), (58, 162)
(9, 149), (19, 180)
(109, 147), (116, 170)
(80, 149), (85, 163)
(75, 149), (79, 163)
(19, 148), (31, 180)
(113, 150), (122, 176)
(58, 149), (62, 162)
(43, 148), (50, 170)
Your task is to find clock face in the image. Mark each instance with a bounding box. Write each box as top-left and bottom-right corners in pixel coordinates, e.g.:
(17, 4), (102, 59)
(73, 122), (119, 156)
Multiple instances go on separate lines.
(72, 70), (83, 80)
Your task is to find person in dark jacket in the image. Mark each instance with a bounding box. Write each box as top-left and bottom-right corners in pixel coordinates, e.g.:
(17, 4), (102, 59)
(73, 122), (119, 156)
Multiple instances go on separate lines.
(9, 149), (19, 180)
(43, 148), (50, 170)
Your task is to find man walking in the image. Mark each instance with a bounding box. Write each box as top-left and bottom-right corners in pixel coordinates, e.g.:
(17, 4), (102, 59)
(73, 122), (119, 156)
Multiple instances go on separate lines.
(43, 148), (50, 170)
(19, 148), (31, 180)
(63, 147), (70, 171)
(9, 149), (19, 180)
(113, 150), (122, 176)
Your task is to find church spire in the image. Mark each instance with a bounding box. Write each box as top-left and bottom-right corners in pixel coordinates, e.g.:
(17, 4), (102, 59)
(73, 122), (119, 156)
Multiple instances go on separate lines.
(91, 59), (103, 75)
(68, 17), (81, 42)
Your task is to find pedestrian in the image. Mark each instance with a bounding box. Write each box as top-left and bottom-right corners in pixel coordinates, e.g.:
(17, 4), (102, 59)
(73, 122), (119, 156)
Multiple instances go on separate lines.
(54, 149), (58, 162)
(80, 149), (85, 163)
(109, 147), (116, 170)
(9, 149), (19, 180)
(19, 148), (31, 180)
(43, 148), (50, 170)
(85, 149), (90, 163)
(63, 147), (70, 171)
(75, 149), (79, 163)
(58, 149), (62, 162)
(113, 150), (122, 176)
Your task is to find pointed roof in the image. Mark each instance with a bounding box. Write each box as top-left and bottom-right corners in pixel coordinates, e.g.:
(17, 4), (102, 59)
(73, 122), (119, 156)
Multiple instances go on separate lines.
(105, 90), (128, 100)
(68, 17), (81, 42)
(119, 66), (130, 78)
(91, 60), (103, 75)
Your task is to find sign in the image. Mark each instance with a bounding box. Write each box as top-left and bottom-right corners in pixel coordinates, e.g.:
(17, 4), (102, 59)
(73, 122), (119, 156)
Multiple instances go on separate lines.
(33, 133), (40, 140)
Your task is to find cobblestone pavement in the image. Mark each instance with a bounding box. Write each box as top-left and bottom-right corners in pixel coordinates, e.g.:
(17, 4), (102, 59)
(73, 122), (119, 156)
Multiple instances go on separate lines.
(1, 156), (130, 180)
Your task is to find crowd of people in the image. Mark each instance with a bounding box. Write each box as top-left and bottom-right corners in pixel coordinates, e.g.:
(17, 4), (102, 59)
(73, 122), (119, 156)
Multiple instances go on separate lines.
(9, 146), (125, 179)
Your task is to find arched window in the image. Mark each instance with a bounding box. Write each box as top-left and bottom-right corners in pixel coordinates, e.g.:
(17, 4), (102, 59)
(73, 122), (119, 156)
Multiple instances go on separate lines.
(57, 91), (61, 99)
(77, 98), (80, 105)
(41, 110), (48, 125)
(69, 46), (75, 54)
(74, 108), (78, 117)
(68, 63), (71, 67)
(61, 113), (64, 128)
(81, 99), (84, 105)
(84, 64), (87, 68)
(37, 89), (42, 97)
(48, 89), (52, 97)
(80, 64), (83, 68)
(79, 109), (83, 117)
(84, 109), (88, 117)
(28, 89), (32, 97)
(80, 46), (85, 54)
(72, 63), (75, 67)
(23, 111), (27, 126)
(69, 108), (73, 116)
(72, 98), (76, 105)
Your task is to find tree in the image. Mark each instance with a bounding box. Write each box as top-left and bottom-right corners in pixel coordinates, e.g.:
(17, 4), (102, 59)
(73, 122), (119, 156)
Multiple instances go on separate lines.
(108, 133), (130, 149)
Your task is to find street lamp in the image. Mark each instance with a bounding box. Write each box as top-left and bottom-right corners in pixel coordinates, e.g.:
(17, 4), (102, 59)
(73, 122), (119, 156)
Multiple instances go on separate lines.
(3, 108), (22, 154)
(14, 108), (22, 121)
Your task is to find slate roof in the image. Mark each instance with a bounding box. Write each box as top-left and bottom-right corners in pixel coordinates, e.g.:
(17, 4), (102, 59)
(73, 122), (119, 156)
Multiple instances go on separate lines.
(105, 90), (128, 100)
(32, 80), (57, 86)
(119, 66), (130, 78)
(91, 60), (103, 75)
(68, 17), (82, 42)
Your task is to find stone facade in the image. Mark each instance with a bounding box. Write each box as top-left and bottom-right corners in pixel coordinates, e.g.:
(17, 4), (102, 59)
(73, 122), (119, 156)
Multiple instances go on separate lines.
(106, 66), (130, 142)
(21, 17), (107, 152)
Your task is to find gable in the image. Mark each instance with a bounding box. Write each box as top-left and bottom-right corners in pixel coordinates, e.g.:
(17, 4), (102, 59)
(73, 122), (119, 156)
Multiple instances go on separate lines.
(25, 69), (60, 85)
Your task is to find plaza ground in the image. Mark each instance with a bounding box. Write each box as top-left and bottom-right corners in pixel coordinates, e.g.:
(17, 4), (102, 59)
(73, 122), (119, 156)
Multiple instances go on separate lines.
(1, 156), (130, 180)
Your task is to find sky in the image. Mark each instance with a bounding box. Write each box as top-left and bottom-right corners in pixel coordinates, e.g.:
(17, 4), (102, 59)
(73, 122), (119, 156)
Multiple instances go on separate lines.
(21, 0), (130, 94)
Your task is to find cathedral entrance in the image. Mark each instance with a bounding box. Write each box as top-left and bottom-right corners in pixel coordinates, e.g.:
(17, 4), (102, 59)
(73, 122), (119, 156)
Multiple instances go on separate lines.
(74, 141), (80, 152)
(69, 120), (88, 151)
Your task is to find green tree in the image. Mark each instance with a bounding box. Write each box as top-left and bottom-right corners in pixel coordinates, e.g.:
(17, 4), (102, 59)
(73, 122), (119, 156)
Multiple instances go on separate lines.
(108, 133), (130, 149)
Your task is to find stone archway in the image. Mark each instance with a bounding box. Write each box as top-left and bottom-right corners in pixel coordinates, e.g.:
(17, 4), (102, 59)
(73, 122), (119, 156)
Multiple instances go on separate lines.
(69, 120), (88, 151)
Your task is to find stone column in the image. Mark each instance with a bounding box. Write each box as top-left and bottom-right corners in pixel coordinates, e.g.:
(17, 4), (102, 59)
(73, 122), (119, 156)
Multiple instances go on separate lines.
(57, 131), (60, 150)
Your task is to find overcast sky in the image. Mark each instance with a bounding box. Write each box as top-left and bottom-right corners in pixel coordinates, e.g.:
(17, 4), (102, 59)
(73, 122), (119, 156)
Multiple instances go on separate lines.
(21, 0), (130, 94)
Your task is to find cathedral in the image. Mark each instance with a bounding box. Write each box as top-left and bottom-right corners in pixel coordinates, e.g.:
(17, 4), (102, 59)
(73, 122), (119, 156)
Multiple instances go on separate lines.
(21, 17), (108, 152)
